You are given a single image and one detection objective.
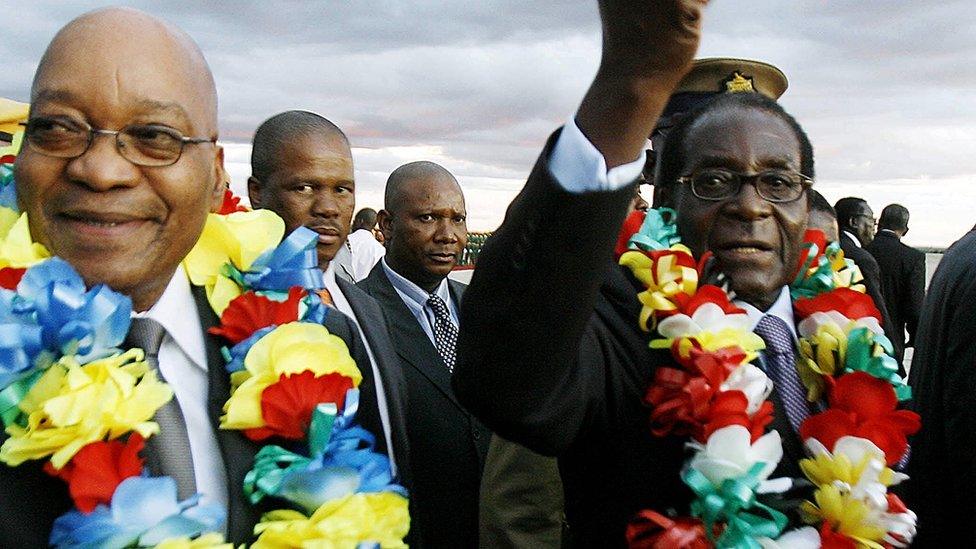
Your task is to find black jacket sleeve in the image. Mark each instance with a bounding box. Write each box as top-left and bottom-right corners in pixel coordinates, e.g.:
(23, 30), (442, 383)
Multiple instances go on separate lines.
(453, 130), (636, 455)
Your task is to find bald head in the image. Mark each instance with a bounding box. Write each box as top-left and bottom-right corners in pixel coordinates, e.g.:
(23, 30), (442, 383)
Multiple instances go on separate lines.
(33, 7), (218, 133)
(380, 161), (467, 292)
(15, 7), (226, 312)
(384, 161), (460, 212)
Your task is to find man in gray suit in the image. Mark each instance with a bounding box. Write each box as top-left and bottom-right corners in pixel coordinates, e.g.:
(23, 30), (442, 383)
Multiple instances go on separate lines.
(359, 161), (490, 547)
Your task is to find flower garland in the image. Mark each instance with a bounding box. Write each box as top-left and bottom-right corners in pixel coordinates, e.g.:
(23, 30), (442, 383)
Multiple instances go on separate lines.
(0, 157), (408, 547)
(618, 208), (919, 549)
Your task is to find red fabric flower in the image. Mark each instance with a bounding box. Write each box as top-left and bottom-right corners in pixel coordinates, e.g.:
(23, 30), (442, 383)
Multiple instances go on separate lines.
(217, 188), (249, 214)
(44, 434), (145, 513)
(209, 287), (305, 344)
(672, 284), (746, 316)
(616, 210), (647, 258)
(626, 510), (712, 549)
(646, 345), (747, 438)
(0, 267), (25, 290)
(244, 371), (355, 441)
(819, 522), (858, 549)
(700, 390), (774, 443)
(799, 372), (920, 465)
(0, 155), (14, 165)
(794, 287), (882, 323)
(795, 229), (828, 278)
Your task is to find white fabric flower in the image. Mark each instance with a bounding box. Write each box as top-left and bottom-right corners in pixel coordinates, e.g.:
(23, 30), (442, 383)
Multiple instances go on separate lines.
(657, 303), (753, 340)
(797, 310), (883, 339)
(721, 364), (773, 415)
(759, 526), (821, 549)
(689, 425), (782, 487)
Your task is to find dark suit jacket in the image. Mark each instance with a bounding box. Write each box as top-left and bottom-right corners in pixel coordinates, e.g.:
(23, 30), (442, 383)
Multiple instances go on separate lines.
(335, 276), (412, 490)
(0, 285), (376, 546)
(840, 233), (903, 364)
(865, 230), (925, 350)
(359, 265), (490, 548)
(906, 229), (976, 546)
(453, 132), (807, 546)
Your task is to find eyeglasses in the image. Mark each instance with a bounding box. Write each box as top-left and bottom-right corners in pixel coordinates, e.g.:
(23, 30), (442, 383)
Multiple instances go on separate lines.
(21, 116), (216, 167)
(676, 168), (812, 203)
(854, 213), (878, 227)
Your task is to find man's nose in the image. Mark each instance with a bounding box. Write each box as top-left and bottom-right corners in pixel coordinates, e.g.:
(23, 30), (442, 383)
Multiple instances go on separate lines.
(64, 133), (141, 191)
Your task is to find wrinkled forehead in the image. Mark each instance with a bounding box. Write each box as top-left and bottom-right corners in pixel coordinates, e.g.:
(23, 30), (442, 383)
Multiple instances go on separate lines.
(31, 19), (217, 134)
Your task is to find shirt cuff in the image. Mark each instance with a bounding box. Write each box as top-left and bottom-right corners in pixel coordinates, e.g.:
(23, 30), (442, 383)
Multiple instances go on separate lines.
(548, 116), (646, 194)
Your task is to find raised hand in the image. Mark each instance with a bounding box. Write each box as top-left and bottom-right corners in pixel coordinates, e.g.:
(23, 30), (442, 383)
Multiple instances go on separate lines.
(577, 0), (709, 169)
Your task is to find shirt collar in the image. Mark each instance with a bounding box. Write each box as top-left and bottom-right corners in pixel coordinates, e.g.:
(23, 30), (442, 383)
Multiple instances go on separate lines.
(132, 265), (207, 369)
(381, 257), (450, 308)
(733, 286), (797, 339)
(843, 230), (862, 247)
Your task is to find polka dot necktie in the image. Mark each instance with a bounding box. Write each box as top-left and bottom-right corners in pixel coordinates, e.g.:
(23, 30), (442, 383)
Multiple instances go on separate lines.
(426, 294), (458, 372)
(753, 314), (810, 433)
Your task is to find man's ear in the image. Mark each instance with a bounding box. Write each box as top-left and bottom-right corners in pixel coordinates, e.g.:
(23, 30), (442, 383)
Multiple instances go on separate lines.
(377, 209), (393, 242)
(247, 176), (263, 209)
(209, 145), (228, 212)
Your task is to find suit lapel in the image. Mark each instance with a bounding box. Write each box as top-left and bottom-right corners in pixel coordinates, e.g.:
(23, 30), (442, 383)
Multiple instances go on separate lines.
(367, 268), (464, 410)
(191, 286), (263, 542)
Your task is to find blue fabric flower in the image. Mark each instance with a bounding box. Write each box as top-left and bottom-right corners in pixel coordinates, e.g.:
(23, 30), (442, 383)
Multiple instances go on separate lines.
(0, 259), (131, 390)
(244, 227), (324, 291)
(49, 476), (225, 548)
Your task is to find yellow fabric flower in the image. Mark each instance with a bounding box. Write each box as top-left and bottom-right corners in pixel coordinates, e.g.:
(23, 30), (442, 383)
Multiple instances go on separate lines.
(0, 212), (50, 269)
(620, 245), (698, 331)
(252, 492), (410, 549)
(183, 210), (285, 315)
(796, 323), (846, 401)
(154, 534), (232, 549)
(800, 449), (897, 491)
(221, 323), (362, 431)
(800, 485), (887, 548)
(0, 349), (172, 469)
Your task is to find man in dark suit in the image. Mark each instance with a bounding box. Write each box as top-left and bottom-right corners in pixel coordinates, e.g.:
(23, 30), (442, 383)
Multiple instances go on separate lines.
(247, 110), (411, 493)
(866, 204), (925, 356)
(906, 226), (976, 545)
(2, 9), (375, 545)
(452, 0), (835, 544)
(359, 161), (490, 547)
(834, 197), (902, 362)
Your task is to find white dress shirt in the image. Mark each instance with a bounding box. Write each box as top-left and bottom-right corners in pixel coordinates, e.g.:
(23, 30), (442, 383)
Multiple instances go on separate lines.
(322, 263), (397, 474)
(347, 229), (386, 282)
(380, 257), (459, 346)
(843, 230), (863, 248)
(132, 265), (228, 513)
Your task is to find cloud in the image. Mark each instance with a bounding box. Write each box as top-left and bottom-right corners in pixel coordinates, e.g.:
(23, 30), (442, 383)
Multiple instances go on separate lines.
(4, 0), (976, 245)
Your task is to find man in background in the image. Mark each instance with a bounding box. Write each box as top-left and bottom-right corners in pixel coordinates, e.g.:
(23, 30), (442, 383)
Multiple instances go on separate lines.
(835, 196), (901, 361)
(359, 161), (489, 547)
(808, 190), (839, 241)
(866, 204), (925, 357)
(246, 110), (411, 500)
(348, 207), (386, 281)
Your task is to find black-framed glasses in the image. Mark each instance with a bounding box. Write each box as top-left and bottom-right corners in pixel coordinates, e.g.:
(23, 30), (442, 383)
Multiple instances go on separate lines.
(21, 116), (216, 167)
(854, 213), (878, 227)
(676, 168), (812, 203)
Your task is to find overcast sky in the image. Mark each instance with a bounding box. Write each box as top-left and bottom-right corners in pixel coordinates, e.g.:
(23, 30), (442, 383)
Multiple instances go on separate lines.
(3, 1), (975, 246)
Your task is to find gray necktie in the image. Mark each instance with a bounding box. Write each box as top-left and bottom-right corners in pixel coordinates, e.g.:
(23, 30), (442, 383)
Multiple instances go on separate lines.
(753, 314), (810, 433)
(426, 294), (458, 372)
(125, 317), (197, 500)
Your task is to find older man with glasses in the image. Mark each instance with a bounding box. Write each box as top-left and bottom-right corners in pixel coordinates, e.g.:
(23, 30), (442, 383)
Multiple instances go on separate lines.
(3, 7), (378, 546)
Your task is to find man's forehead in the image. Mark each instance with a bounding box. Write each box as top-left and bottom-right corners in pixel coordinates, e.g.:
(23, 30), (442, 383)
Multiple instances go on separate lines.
(32, 9), (216, 129)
